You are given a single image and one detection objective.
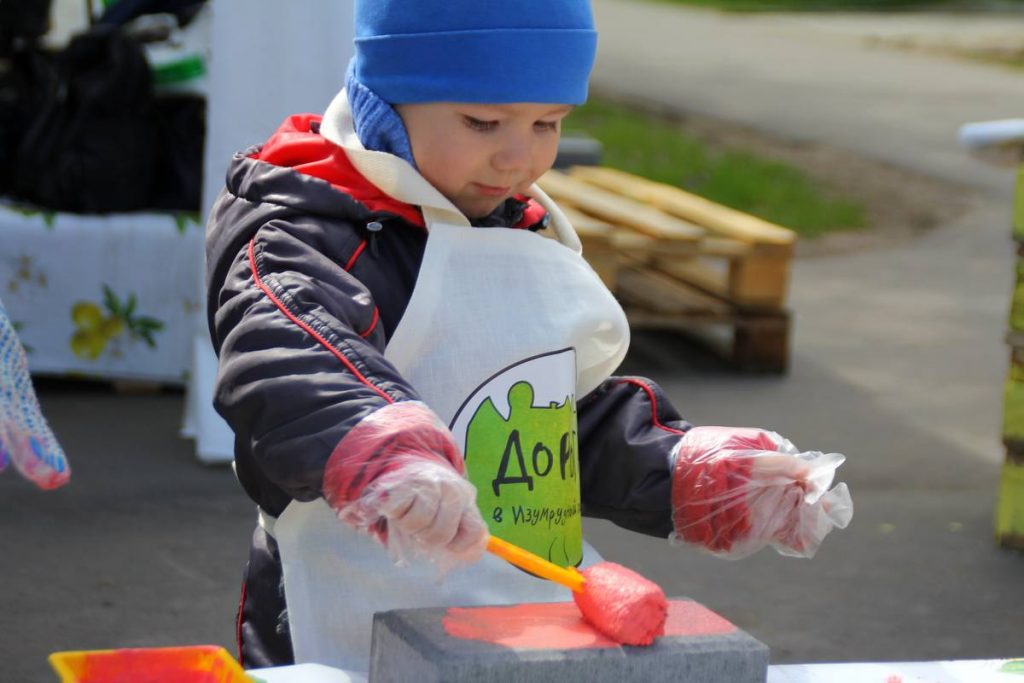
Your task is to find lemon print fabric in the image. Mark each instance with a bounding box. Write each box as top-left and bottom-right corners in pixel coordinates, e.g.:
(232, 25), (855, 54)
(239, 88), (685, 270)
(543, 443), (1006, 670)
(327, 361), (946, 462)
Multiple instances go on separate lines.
(452, 348), (582, 568)
(70, 285), (164, 361)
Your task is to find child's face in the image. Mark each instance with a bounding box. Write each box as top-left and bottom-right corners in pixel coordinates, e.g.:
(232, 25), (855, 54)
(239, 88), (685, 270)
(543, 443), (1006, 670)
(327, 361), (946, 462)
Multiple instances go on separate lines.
(397, 102), (574, 219)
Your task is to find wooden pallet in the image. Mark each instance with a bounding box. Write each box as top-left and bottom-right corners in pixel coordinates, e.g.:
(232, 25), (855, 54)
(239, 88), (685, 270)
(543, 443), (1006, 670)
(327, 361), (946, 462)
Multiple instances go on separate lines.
(538, 167), (796, 372)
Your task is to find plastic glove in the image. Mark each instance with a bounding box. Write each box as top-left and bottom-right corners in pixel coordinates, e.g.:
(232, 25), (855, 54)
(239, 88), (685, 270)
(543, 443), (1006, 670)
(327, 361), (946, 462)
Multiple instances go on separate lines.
(0, 299), (69, 490)
(322, 401), (488, 569)
(669, 426), (851, 559)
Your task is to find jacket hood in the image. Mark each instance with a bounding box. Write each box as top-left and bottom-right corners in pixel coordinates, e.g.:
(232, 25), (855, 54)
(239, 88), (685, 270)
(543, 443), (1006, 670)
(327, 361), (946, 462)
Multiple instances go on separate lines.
(247, 114), (425, 226)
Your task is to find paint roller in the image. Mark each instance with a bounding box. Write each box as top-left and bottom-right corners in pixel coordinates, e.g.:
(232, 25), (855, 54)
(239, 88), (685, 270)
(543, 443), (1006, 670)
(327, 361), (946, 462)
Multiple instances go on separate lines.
(486, 535), (668, 646)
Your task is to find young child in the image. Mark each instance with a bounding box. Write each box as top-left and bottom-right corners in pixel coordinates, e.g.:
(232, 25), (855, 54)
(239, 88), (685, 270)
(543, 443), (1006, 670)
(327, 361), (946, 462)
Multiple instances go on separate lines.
(205, 0), (851, 673)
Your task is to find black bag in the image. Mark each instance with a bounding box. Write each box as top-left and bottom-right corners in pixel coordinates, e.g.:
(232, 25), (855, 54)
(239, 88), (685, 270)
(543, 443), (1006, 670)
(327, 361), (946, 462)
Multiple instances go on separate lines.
(0, 0), (54, 188)
(0, 0), (54, 56)
(151, 93), (206, 212)
(13, 25), (158, 213)
(0, 48), (55, 195)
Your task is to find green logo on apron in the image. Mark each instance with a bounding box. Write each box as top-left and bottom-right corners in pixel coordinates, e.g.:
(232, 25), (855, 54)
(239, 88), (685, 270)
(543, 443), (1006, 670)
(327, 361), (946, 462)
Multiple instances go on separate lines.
(465, 381), (582, 567)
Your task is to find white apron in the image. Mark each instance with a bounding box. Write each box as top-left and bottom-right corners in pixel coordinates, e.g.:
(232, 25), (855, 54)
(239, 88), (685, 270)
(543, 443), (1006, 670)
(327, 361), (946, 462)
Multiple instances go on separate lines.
(266, 91), (630, 673)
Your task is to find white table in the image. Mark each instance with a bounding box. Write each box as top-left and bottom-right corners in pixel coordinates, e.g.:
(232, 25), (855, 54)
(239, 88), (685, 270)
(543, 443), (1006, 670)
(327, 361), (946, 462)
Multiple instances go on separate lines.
(249, 659), (1024, 683)
(248, 663), (364, 683)
(768, 659), (1023, 682)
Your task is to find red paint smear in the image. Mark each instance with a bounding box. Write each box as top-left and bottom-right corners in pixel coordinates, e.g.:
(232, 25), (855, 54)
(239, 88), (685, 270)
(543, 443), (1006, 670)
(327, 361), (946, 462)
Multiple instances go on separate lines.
(443, 600), (737, 650)
(69, 647), (241, 683)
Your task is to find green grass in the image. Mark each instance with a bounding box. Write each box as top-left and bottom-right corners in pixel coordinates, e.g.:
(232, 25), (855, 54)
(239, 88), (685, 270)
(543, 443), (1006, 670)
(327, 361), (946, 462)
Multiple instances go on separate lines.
(564, 98), (866, 238)
(656, 0), (1024, 11)
(953, 47), (1024, 71)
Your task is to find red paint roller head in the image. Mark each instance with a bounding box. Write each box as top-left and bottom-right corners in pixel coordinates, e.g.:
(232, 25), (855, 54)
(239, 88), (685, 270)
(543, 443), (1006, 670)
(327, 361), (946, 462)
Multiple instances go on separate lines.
(573, 562), (668, 646)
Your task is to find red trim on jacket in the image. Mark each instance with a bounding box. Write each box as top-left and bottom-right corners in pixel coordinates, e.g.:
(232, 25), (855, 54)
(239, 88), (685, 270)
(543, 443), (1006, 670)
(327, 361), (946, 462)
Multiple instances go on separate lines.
(344, 240), (368, 271)
(358, 307), (380, 339)
(252, 114), (425, 228)
(248, 238), (394, 403)
(616, 378), (687, 436)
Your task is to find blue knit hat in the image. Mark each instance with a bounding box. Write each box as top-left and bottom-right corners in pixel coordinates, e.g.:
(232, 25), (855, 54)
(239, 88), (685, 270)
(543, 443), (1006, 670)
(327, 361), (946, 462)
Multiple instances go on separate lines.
(352, 0), (598, 105)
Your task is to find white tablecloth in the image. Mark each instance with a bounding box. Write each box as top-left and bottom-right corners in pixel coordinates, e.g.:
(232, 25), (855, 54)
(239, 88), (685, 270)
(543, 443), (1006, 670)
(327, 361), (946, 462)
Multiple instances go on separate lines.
(249, 658), (1023, 683)
(768, 659), (1024, 683)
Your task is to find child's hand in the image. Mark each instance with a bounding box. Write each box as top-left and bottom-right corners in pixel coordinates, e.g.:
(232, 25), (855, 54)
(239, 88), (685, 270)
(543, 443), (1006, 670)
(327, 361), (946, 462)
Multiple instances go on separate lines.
(669, 426), (851, 559)
(0, 300), (70, 490)
(323, 401), (487, 569)
(348, 459), (488, 568)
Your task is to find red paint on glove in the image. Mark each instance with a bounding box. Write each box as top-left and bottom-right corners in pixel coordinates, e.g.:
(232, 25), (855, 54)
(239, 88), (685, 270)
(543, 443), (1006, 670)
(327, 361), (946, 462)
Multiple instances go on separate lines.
(322, 402), (464, 511)
(671, 427), (769, 551)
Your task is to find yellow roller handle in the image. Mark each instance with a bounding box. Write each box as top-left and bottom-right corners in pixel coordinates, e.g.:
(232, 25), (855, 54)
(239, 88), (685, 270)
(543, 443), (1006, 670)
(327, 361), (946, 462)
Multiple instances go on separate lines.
(486, 535), (586, 593)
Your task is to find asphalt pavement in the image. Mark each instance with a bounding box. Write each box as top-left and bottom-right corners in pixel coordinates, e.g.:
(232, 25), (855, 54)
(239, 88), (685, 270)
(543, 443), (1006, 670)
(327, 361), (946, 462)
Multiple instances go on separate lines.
(4, 3), (1024, 681)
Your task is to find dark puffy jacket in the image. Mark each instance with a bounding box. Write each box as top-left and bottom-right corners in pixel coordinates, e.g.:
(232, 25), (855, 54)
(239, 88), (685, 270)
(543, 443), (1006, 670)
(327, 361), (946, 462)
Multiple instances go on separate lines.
(205, 114), (693, 667)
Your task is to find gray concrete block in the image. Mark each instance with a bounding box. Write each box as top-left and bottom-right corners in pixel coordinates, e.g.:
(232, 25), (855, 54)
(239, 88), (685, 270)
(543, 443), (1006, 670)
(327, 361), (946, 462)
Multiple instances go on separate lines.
(368, 598), (768, 683)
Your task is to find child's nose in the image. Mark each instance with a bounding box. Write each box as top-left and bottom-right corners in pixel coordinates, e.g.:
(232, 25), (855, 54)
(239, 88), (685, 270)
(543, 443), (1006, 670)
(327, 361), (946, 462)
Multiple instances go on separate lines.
(492, 136), (532, 173)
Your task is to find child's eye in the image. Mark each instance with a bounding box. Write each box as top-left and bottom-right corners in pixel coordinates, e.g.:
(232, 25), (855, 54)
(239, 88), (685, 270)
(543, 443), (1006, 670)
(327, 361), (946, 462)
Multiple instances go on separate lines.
(463, 116), (498, 132)
(534, 120), (560, 132)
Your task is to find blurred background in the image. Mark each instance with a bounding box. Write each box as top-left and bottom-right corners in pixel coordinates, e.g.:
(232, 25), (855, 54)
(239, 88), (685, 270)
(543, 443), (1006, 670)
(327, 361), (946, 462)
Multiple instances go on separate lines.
(2, 0), (1024, 680)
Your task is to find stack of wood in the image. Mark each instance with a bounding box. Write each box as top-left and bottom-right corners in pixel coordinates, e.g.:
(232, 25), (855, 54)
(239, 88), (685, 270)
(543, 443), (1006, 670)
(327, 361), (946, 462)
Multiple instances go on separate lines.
(537, 166), (797, 372)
